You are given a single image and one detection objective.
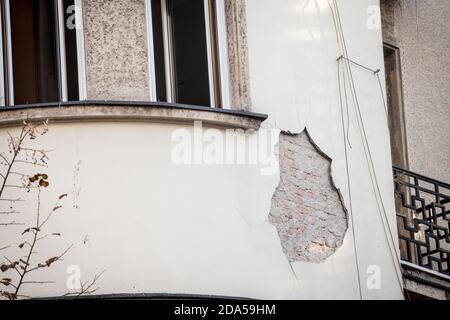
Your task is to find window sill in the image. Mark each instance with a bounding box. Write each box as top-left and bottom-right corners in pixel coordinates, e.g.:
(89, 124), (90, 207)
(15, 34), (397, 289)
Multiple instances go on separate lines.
(0, 101), (267, 130)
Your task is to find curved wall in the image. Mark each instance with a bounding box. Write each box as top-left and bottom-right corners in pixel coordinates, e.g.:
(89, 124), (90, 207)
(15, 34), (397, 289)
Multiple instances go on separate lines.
(0, 0), (404, 300)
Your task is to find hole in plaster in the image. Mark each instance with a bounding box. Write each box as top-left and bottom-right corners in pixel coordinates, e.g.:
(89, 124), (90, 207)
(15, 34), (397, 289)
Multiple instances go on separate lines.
(269, 130), (348, 263)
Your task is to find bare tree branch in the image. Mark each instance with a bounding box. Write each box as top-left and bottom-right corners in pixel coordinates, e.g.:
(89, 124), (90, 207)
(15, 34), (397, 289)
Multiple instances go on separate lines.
(0, 210), (20, 215)
(62, 270), (106, 298)
(0, 221), (25, 227)
(21, 280), (55, 285)
(0, 121), (99, 301)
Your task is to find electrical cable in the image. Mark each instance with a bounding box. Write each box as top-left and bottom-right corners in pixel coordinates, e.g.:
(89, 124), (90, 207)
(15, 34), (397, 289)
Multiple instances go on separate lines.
(330, 0), (407, 297)
(337, 59), (363, 300)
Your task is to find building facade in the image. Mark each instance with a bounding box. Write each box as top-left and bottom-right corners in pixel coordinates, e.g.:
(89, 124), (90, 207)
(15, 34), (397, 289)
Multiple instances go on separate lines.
(0, 0), (447, 300)
(381, 0), (450, 300)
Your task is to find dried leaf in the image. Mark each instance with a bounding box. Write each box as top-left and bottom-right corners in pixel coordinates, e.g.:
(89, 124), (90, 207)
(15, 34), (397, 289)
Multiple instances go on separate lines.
(45, 257), (59, 267)
(0, 261), (19, 272)
(1, 291), (16, 300)
(39, 179), (49, 188)
(29, 174), (50, 186)
(0, 278), (12, 287)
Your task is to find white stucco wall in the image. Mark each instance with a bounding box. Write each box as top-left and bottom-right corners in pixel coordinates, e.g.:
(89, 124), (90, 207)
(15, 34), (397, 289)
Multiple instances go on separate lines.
(245, 0), (402, 299)
(1, 122), (291, 299)
(0, 0), (403, 300)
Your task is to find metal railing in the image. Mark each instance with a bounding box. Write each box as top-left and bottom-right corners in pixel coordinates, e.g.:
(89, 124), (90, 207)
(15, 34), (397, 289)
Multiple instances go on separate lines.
(394, 166), (450, 277)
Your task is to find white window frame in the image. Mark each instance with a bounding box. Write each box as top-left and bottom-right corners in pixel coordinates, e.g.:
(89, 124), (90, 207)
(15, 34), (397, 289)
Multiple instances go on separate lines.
(0, 0), (87, 106)
(74, 0), (87, 101)
(0, 4), (5, 106)
(145, 0), (230, 109)
(3, 0), (13, 106)
(57, 0), (68, 102)
(215, 0), (230, 109)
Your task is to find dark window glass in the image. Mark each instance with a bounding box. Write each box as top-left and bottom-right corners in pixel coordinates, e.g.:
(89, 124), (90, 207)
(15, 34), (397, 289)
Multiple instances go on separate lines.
(168, 0), (210, 106)
(10, 0), (59, 104)
(151, 0), (167, 102)
(63, 0), (79, 101)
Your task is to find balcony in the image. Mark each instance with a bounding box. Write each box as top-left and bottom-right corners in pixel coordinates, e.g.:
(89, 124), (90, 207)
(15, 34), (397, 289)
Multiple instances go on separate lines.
(393, 166), (450, 299)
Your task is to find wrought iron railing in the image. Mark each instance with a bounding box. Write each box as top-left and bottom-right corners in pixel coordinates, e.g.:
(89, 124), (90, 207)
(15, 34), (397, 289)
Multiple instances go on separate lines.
(393, 166), (450, 277)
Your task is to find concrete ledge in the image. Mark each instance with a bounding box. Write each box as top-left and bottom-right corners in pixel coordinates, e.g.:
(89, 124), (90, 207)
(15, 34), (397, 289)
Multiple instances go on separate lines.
(402, 262), (450, 300)
(0, 101), (268, 130)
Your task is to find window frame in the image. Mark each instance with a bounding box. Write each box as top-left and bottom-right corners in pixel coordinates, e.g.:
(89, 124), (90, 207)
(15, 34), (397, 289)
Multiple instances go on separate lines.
(0, 0), (87, 106)
(383, 42), (409, 170)
(145, 0), (230, 109)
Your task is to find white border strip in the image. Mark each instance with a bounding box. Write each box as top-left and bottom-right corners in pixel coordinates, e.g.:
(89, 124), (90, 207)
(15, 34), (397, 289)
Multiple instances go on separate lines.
(145, 0), (157, 102)
(216, 0), (230, 109)
(161, 0), (174, 103)
(74, 0), (87, 100)
(0, 5), (5, 106)
(4, 0), (13, 105)
(57, 0), (68, 102)
(203, 0), (216, 108)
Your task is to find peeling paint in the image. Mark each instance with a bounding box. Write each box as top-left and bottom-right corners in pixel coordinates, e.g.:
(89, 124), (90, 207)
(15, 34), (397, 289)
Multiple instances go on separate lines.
(269, 130), (348, 263)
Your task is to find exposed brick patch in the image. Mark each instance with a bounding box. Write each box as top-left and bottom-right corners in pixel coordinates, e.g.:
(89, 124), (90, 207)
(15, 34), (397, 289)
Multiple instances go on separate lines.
(269, 130), (348, 263)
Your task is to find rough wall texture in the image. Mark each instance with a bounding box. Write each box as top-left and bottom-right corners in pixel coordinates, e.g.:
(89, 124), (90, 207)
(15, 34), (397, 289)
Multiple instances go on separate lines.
(82, 0), (250, 109)
(380, 0), (398, 46)
(84, 0), (150, 101)
(269, 131), (348, 263)
(225, 0), (252, 111)
(381, 0), (450, 182)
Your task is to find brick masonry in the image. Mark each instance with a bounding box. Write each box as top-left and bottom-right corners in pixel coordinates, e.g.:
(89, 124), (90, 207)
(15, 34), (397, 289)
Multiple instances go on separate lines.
(269, 131), (348, 263)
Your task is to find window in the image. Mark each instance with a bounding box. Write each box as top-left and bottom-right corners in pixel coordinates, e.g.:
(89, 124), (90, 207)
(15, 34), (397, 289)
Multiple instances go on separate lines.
(0, 0), (86, 106)
(383, 43), (408, 169)
(147, 0), (228, 108)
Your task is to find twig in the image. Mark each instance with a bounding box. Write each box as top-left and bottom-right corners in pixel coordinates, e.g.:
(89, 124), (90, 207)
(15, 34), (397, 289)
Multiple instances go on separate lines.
(0, 221), (25, 227)
(26, 244), (74, 274)
(14, 160), (48, 168)
(21, 281), (55, 285)
(0, 210), (20, 215)
(3, 256), (22, 277)
(62, 270), (106, 298)
(0, 198), (24, 202)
